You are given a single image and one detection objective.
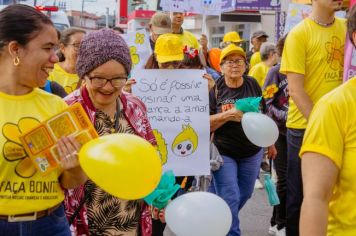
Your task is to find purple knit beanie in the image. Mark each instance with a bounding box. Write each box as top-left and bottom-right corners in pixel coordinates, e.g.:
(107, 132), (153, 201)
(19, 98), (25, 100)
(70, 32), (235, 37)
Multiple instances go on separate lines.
(76, 28), (132, 78)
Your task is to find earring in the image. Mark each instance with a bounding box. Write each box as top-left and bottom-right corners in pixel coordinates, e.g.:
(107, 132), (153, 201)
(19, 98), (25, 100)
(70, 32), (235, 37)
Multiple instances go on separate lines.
(13, 56), (20, 66)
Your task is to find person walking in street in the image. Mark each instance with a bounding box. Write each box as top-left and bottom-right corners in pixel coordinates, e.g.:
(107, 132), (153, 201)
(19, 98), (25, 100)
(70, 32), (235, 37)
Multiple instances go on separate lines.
(300, 5), (356, 235)
(280, 0), (346, 235)
(0, 5), (86, 235)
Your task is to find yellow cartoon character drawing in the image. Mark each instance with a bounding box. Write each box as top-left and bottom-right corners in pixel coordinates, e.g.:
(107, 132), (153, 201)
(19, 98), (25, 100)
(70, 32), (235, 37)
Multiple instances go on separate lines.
(153, 129), (168, 165)
(171, 124), (198, 157)
(2, 117), (40, 178)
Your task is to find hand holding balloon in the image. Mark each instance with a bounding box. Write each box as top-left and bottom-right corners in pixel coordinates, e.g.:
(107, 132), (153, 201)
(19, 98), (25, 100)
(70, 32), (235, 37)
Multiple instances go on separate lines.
(79, 133), (162, 200)
(241, 112), (279, 147)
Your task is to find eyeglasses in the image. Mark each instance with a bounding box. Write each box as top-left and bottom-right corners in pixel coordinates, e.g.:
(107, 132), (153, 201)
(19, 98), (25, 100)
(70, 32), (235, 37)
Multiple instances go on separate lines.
(159, 61), (183, 69)
(86, 75), (127, 88)
(224, 59), (245, 67)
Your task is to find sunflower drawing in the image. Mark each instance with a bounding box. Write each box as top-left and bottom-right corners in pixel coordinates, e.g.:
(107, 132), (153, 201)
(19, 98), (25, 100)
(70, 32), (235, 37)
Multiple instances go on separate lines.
(326, 36), (344, 71)
(135, 33), (145, 45)
(129, 46), (140, 68)
(263, 84), (279, 99)
(2, 118), (40, 178)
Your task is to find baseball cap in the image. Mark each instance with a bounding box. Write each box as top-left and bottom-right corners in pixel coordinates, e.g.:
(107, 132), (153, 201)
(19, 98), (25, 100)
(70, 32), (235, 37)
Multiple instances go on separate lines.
(149, 12), (172, 35)
(251, 30), (269, 39)
(220, 44), (246, 64)
(155, 34), (184, 63)
(223, 31), (244, 43)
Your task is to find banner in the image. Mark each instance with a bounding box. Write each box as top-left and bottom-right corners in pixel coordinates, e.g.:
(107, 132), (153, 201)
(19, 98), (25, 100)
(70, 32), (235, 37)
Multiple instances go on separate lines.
(132, 69), (210, 176)
(235, 0), (281, 11)
(121, 29), (152, 71)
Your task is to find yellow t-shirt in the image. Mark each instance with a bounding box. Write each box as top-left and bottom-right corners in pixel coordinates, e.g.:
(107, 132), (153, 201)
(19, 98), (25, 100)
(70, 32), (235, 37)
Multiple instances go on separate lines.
(0, 89), (68, 214)
(176, 30), (200, 49)
(48, 63), (80, 94)
(248, 62), (270, 87)
(249, 52), (261, 69)
(300, 78), (356, 236)
(280, 17), (346, 129)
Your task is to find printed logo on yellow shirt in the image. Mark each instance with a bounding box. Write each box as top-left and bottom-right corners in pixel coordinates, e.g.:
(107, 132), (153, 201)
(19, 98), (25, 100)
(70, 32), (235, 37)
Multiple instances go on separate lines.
(263, 84), (279, 99)
(64, 82), (78, 94)
(326, 36), (344, 71)
(2, 118), (40, 178)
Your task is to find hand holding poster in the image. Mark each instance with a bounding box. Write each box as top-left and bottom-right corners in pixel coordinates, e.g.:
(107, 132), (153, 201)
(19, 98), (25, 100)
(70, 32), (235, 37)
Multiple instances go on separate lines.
(132, 69), (210, 176)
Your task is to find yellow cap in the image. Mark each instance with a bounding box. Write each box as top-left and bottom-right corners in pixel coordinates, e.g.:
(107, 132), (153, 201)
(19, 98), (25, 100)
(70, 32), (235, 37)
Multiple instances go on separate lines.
(223, 31), (244, 43)
(154, 34), (184, 63)
(220, 44), (246, 64)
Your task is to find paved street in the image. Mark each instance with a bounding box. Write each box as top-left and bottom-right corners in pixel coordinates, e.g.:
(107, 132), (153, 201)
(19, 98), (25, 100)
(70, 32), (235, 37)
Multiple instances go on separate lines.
(240, 178), (273, 236)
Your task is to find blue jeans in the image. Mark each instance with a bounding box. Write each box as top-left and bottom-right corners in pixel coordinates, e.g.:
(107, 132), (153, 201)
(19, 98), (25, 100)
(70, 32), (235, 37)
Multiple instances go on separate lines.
(286, 128), (305, 236)
(210, 149), (263, 236)
(0, 204), (71, 236)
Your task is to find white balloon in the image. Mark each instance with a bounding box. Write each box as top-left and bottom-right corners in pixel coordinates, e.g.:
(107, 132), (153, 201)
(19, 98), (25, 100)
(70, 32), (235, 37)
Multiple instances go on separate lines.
(241, 112), (279, 147)
(165, 192), (232, 236)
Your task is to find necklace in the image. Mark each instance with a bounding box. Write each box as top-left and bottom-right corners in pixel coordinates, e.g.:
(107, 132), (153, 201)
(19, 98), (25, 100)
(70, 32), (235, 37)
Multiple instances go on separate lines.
(309, 16), (335, 27)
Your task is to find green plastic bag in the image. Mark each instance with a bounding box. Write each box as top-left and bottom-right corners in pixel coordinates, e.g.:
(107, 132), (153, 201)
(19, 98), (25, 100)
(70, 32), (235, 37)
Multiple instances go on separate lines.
(264, 173), (280, 206)
(235, 96), (262, 113)
(144, 171), (181, 209)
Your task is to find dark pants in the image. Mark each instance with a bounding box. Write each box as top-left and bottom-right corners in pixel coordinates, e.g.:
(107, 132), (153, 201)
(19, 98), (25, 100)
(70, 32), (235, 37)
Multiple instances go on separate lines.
(286, 128), (305, 236)
(270, 134), (287, 230)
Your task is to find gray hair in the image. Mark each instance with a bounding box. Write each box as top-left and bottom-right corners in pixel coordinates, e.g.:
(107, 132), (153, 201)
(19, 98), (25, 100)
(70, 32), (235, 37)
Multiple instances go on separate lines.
(260, 42), (276, 61)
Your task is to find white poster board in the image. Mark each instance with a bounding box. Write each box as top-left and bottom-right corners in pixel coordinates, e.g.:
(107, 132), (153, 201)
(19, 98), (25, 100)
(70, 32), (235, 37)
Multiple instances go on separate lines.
(121, 29), (152, 71)
(160, 0), (223, 16)
(132, 69), (210, 176)
(284, 3), (346, 35)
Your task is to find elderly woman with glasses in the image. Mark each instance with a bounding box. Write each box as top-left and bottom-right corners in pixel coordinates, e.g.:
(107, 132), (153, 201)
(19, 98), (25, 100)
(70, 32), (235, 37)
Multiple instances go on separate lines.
(209, 44), (265, 236)
(64, 29), (156, 236)
(48, 28), (86, 94)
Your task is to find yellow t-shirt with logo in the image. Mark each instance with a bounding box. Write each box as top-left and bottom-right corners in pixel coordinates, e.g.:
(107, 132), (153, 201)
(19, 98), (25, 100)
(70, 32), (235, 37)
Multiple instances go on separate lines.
(300, 78), (356, 236)
(249, 52), (261, 69)
(0, 89), (68, 214)
(48, 63), (80, 94)
(280, 17), (346, 129)
(176, 30), (200, 49)
(248, 62), (270, 87)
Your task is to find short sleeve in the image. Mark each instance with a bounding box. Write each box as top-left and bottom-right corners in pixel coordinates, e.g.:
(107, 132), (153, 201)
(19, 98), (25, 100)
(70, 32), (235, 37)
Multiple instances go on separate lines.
(300, 100), (344, 169)
(280, 28), (306, 75)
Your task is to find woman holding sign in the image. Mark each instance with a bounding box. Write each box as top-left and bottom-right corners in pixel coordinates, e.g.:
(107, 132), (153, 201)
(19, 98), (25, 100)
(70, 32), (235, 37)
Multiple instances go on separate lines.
(0, 4), (86, 235)
(209, 44), (267, 236)
(64, 28), (156, 236)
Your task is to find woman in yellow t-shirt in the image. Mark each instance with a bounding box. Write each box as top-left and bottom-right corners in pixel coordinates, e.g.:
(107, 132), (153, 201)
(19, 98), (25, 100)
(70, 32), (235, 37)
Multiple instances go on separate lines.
(0, 5), (87, 235)
(48, 28), (85, 94)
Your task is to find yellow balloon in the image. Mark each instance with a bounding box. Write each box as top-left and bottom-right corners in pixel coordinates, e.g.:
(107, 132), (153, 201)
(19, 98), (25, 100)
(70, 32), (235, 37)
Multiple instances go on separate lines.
(79, 133), (162, 200)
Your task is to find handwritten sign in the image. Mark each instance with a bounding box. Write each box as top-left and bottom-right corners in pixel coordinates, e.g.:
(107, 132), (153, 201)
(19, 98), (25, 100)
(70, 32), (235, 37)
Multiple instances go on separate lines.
(160, 0), (224, 16)
(121, 29), (152, 71)
(132, 69), (210, 176)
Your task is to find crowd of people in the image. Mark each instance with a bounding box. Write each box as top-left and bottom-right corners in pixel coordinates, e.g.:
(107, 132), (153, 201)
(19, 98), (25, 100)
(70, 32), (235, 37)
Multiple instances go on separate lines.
(0, 1), (355, 236)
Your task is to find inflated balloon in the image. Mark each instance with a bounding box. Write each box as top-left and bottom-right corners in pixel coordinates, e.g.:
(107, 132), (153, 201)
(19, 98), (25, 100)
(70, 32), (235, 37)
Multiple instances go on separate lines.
(165, 192), (232, 236)
(241, 112), (279, 147)
(79, 133), (162, 200)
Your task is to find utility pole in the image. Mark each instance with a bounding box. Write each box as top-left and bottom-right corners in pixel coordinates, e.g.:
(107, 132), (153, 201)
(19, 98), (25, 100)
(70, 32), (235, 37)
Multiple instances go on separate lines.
(34, 0), (37, 6)
(81, 0), (84, 27)
(105, 7), (109, 28)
